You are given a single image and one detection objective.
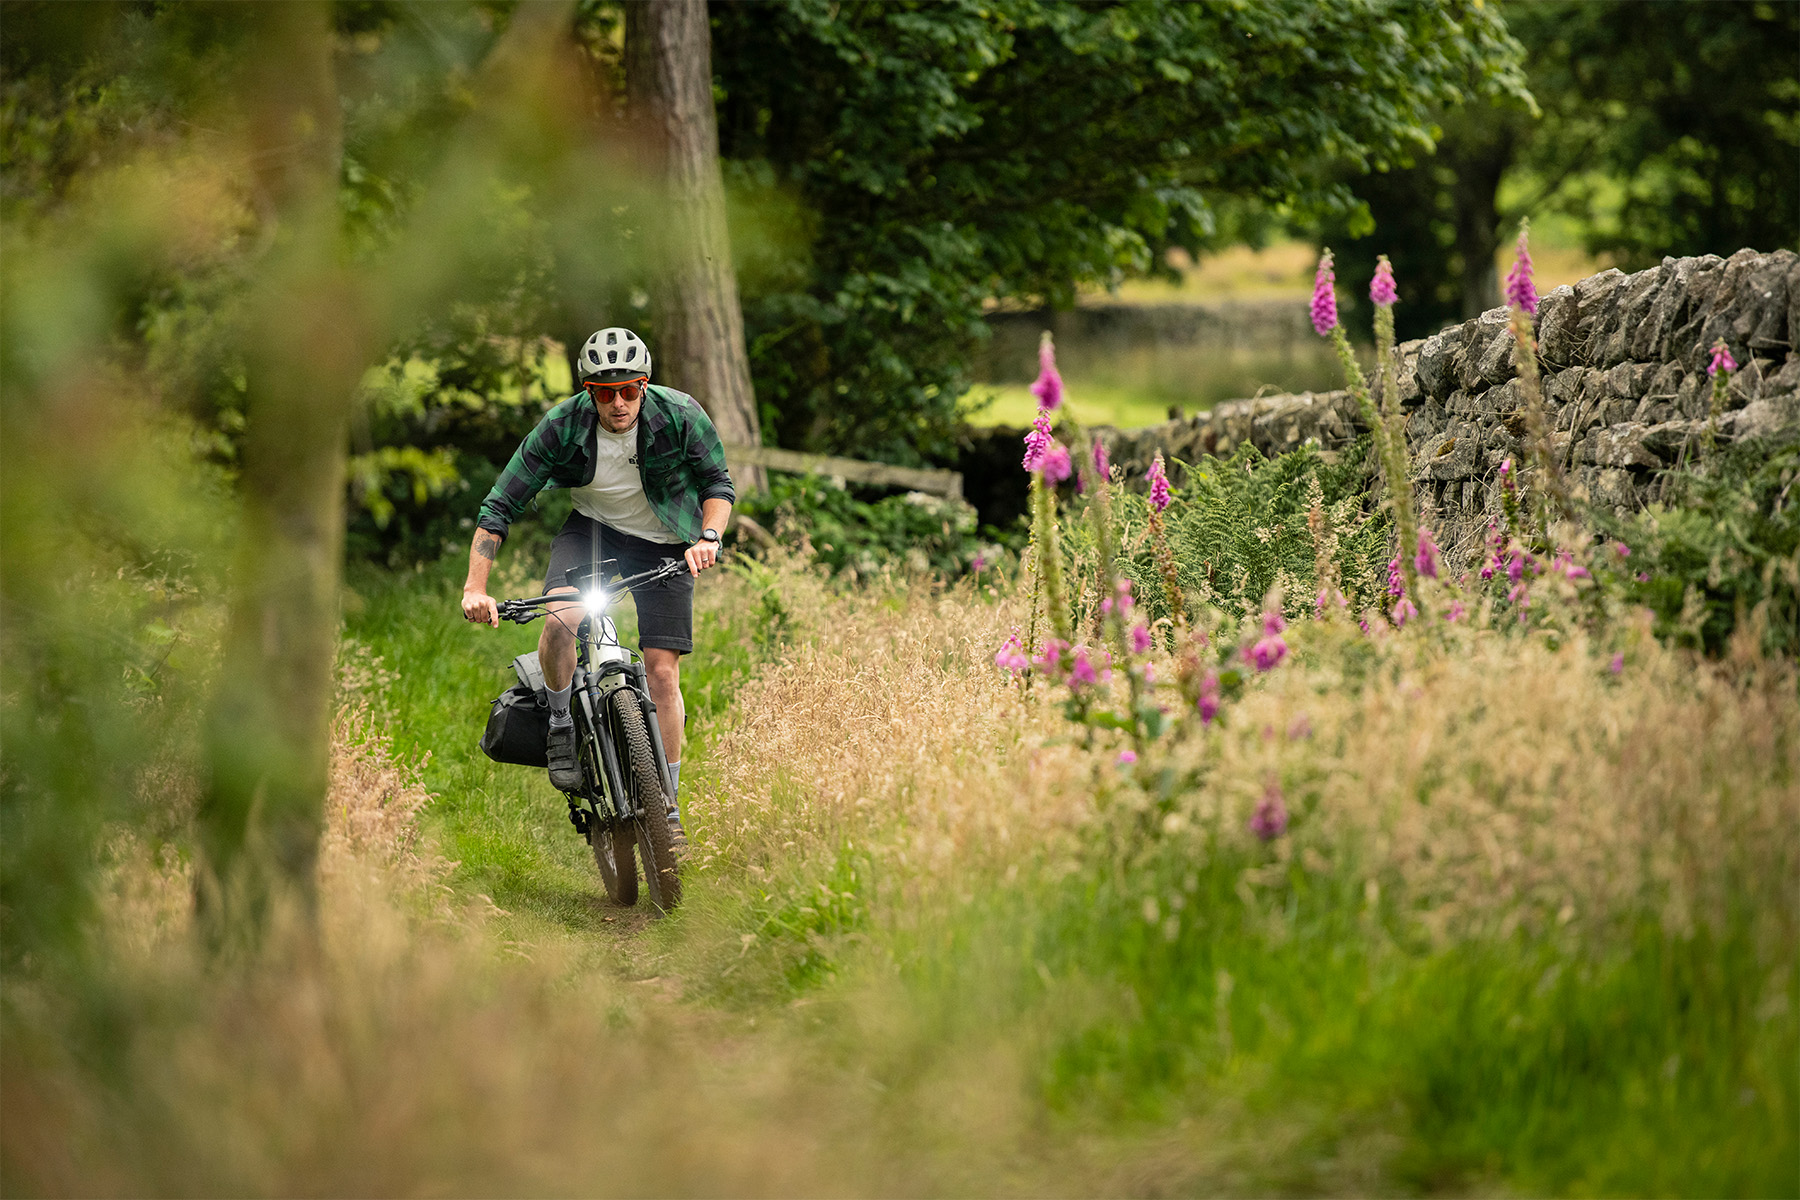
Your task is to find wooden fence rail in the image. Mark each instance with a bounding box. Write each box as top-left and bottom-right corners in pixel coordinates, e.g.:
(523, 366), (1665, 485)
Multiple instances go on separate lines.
(722, 443), (963, 501)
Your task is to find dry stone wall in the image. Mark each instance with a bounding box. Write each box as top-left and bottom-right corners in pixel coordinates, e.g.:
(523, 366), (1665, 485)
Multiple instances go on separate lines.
(1098, 248), (1800, 562)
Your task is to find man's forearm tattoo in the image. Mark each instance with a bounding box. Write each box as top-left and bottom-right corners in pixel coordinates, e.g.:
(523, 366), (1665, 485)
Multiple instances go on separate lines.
(474, 530), (502, 562)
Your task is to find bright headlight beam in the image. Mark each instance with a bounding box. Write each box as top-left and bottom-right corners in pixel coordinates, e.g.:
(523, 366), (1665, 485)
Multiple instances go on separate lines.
(583, 589), (608, 616)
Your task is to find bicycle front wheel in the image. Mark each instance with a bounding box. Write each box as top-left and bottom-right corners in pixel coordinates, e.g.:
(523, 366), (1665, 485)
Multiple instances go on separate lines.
(611, 687), (681, 912)
(591, 823), (638, 906)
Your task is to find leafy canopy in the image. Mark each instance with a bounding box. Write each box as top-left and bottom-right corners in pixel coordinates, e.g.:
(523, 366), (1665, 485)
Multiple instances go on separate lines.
(711, 0), (1527, 463)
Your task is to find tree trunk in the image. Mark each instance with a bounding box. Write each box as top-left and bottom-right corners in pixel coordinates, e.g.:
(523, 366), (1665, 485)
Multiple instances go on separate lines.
(1446, 113), (1519, 321)
(625, 0), (765, 492)
(198, 1), (366, 951)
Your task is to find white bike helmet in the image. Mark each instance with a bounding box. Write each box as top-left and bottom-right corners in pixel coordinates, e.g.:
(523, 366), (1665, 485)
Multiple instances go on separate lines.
(578, 327), (653, 384)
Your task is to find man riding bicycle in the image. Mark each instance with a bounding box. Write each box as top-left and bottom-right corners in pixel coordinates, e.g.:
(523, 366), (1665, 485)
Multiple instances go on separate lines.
(459, 327), (734, 839)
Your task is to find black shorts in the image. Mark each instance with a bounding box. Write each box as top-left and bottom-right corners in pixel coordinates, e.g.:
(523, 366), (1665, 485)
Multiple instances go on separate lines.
(543, 513), (695, 654)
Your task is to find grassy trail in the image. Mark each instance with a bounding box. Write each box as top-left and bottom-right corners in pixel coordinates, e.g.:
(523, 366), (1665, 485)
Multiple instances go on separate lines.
(342, 550), (752, 967)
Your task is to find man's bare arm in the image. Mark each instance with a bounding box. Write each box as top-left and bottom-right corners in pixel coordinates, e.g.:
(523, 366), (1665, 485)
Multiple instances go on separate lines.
(461, 528), (504, 626)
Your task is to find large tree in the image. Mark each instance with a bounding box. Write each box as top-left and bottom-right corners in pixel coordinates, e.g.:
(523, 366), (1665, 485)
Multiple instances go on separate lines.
(625, 0), (765, 488)
(711, 0), (1527, 463)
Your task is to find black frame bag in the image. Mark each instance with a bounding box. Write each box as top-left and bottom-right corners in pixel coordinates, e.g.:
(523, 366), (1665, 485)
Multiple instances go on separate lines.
(479, 651), (558, 768)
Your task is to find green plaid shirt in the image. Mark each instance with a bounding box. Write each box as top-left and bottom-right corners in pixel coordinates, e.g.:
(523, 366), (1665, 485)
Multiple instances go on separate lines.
(477, 385), (736, 546)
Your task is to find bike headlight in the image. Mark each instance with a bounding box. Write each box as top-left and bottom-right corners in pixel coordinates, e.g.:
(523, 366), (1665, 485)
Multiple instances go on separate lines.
(583, 588), (608, 616)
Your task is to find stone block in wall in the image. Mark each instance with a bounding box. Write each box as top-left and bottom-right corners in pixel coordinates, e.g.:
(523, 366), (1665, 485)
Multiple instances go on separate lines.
(1594, 265), (1669, 368)
(1536, 285), (1579, 368)
(1416, 323), (1471, 399)
(1581, 424), (1664, 470)
(1457, 310), (1512, 392)
(1677, 370), (1709, 419)
(1642, 419), (1701, 463)
(1605, 362), (1655, 402)
(1419, 429), (1479, 481)
(1475, 320), (1521, 387)
(1395, 339), (1425, 407)
(1571, 268), (1628, 366)
(1446, 388), (1480, 417)
(1576, 466), (1648, 514)
(1547, 366), (1585, 411)
(1728, 390), (1800, 442)
(1644, 361), (1684, 404)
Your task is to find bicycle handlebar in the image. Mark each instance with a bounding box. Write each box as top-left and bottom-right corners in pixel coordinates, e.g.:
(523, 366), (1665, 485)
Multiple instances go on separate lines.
(495, 557), (690, 624)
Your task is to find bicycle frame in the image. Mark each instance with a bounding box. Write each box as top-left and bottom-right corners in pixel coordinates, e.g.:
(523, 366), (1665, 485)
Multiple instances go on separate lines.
(498, 559), (683, 832)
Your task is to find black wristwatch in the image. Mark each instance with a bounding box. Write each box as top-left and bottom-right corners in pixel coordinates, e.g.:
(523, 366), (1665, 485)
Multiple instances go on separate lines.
(699, 528), (721, 545)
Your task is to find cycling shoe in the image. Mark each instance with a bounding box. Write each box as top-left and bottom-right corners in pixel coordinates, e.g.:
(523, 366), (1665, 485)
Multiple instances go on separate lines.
(546, 720), (582, 792)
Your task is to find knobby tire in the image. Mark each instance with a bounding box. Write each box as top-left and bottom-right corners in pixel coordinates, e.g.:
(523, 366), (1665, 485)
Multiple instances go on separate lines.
(611, 687), (681, 911)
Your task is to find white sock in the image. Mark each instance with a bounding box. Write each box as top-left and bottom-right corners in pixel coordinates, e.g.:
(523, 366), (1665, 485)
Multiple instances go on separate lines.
(547, 681), (572, 727)
(667, 761), (681, 815)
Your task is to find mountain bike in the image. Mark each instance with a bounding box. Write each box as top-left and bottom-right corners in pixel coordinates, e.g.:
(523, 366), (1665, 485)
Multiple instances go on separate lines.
(495, 558), (685, 911)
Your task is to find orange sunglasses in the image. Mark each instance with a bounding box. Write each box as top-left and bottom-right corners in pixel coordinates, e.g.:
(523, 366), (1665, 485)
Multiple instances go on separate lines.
(583, 378), (647, 403)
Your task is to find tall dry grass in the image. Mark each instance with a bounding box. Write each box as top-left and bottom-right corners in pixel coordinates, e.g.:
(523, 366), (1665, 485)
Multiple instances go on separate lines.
(689, 563), (1798, 958)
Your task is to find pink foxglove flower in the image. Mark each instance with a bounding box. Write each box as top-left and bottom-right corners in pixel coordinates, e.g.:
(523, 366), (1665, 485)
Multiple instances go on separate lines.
(1615, 542), (1631, 558)
(1262, 610), (1286, 637)
(1386, 554), (1406, 597)
(1130, 624), (1152, 655)
(1708, 339), (1737, 377)
(1310, 250), (1339, 337)
(1370, 255), (1397, 306)
(1033, 637), (1068, 676)
(1249, 781), (1288, 842)
(1041, 443), (1072, 485)
(1610, 652), (1625, 675)
(1392, 595), (1418, 627)
(1414, 528), (1441, 580)
(1117, 749), (1137, 767)
(994, 631), (1029, 673)
(1092, 438), (1110, 480)
(1068, 647), (1099, 689)
(1146, 451), (1172, 513)
(1287, 714), (1312, 741)
(1021, 409), (1052, 472)
(1447, 600), (1467, 623)
(1030, 334), (1064, 411)
(1505, 222), (1537, 316)
(1198, 670), (1221, 726)
(1552, 550), (1590, 580)
(1243, 631), (1288, 672)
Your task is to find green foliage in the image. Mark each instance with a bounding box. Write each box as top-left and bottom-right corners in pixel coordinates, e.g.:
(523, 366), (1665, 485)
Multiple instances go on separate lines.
(711, 0), (1527, 462)
(1101, 440), (1390, 627)
(735, 474), (992, 578)
(1326, 0), (1800, 338)
(1600, 433), (1800, 657)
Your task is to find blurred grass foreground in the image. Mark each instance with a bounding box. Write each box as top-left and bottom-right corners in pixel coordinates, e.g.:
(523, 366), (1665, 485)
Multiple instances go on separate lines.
(2, 2), (1797, 1197)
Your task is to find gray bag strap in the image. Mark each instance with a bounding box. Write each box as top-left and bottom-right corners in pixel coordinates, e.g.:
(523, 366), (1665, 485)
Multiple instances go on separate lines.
(512, 651), (548, 702)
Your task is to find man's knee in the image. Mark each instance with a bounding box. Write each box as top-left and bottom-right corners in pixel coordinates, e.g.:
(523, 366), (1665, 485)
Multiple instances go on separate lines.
(539, 591), (581, 647)
(644, 649), (680, 687)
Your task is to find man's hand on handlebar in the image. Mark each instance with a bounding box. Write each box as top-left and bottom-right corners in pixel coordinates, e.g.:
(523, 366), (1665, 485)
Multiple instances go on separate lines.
(684, 539), (721, 577)
(462, 589), (499, 628)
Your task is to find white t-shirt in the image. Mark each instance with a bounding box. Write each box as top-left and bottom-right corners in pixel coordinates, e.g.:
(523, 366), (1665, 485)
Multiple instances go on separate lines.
(569, 421), (682, 544)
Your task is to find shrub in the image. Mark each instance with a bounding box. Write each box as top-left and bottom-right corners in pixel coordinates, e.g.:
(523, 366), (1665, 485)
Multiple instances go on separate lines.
(734, 473), (1002, 578)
